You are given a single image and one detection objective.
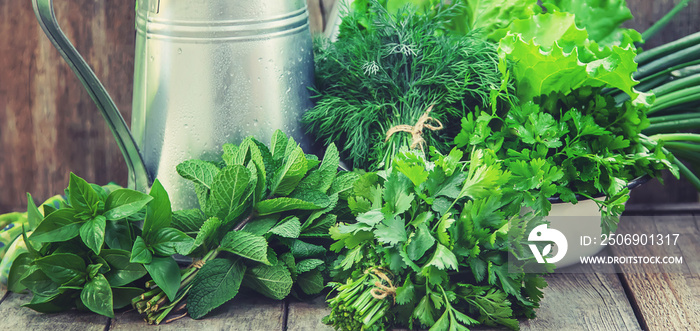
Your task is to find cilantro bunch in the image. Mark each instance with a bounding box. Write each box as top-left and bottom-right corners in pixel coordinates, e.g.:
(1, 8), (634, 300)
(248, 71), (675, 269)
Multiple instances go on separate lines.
(130, 130), (353, 323)
(304, 2), (509, 170)
(325, 149), (547, 331)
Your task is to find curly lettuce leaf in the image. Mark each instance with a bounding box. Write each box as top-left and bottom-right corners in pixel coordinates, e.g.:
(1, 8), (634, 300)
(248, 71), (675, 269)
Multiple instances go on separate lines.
(542, 0), (641, 47)
(497, 12), (647, 104)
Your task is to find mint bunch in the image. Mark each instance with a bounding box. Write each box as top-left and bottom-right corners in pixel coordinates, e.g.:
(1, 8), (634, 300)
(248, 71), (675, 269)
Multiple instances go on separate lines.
(132, 130), (352, 323)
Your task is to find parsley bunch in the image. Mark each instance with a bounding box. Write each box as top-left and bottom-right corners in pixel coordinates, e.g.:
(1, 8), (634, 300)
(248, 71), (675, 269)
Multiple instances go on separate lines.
(325, 149), (547, 331)
(304, 3), (509, 170)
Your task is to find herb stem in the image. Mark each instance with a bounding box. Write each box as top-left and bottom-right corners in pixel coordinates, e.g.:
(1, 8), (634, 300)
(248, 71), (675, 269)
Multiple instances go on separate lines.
(639, 0), (693, 43)
(649, 133), (700, 143)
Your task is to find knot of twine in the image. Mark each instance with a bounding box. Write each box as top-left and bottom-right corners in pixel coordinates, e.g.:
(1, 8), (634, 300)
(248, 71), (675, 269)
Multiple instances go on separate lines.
(367, 268), (397, 304)
(190, 260), (205, 269)
(385, 105), (444, 150)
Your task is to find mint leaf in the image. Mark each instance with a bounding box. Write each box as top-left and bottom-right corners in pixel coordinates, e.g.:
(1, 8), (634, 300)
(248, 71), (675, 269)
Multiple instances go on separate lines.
(209, 165), (251, 220)
(317, 143), (340, 192)
(176, 159), (221, 190)
(242, 264), (293, 300)
(295, 259), (324, 274)
(220, 231), (270, 265)
(187, 257), (246, 319)
(269, 146), (308, 196)
(268, 216), (302, 238)
(297, 269), (324, 295)
(79, 215), (106, 255)
(194, 217), (222, 250)
(103, 189), (152, 220)
(256, 197), (327, 216)
(289, 240), (326, 259)
(172, 209), (207, 234)
(269, 130), (289, 161)
(80, 274), (114, 318)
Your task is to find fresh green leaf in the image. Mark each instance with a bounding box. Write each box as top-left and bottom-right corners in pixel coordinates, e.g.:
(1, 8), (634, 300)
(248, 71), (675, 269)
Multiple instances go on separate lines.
(130, 236), (152, 264)
(295, 259), (324, 273)
(103, 189), (153, 220)
(79, 215), (107, 255)
(172, 209), (207, 234)
(256, 197), (327, 216)
(242, 263), (293, 300)
(29, 209), (81, 243)
(69, 173), (101, 214)
(220, 231), (270, 265)
(209, 165), (251, 220)
(101, 249), (147, 287)
(177, 159), (221, 190)
(150, 227), (196, 256)
(187, 257), (247, 319)
(144, 256), (180, 301)
(81, 274), (114, 317)
(268, 216), (302, 238)
(34, 253), (86, 285)
(142, 179), (172, 241)
(297, 269), (324, 295)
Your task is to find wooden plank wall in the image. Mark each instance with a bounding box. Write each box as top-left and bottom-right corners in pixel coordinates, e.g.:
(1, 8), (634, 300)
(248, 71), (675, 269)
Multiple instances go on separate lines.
(1, 0), (699, 213)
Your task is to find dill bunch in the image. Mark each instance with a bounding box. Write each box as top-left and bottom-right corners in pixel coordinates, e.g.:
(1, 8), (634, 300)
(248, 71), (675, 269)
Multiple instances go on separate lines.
(304, 2), (511, 170)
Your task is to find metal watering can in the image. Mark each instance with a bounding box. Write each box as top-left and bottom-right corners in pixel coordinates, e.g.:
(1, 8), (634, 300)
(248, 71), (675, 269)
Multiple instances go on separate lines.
(32, 0), (316, 210)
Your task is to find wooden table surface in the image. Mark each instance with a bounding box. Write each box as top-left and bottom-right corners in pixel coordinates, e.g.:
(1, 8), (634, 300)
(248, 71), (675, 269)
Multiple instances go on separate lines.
(1, 205), (698, 331)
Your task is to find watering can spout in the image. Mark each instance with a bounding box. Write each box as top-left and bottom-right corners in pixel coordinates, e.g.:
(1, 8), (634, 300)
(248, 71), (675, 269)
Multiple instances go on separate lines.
(32, 0), (152, 192)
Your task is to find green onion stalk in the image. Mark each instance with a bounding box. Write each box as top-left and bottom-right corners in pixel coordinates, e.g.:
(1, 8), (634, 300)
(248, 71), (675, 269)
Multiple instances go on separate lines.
(324, 269), (394, 331)
(607, 20), (700, 190)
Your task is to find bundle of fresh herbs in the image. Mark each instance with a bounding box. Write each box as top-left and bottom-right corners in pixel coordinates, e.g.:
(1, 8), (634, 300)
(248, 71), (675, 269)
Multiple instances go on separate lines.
(5, 131), (352, 324)
(304, 3), (510, 170)
(130, 130), (351, 323)
(324, 148), (548, 330)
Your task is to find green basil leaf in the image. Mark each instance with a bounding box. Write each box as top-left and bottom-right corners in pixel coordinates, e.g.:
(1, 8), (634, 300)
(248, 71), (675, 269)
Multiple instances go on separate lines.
(68, 172), (101, 214)
(187, 257), (246, 319)
(20, 266), (59, 297)
(104, 220), (132, 250)
(22, 291), (74, 313)
(26, 193), (43, 229)
(7, 252), (32, 292)
(144, 256), (180, 301)
(112, 287), (145, 309)
(130, 236), (152, 264)
(103, 189), (153, 220)
(101, 249), (147, 287)
(81, 274), (114, 318)
(34, 253), (86, 284)
(142, 179), (172, 241)
(79, 215), (107, 255)
(87, 264), (102, 279)
(241, 263), (293, 300)
(219, 231), (270, 265)
(29, 208), (81, 243)
(150, 227), (196, 256)
(209, 165), (251, 220)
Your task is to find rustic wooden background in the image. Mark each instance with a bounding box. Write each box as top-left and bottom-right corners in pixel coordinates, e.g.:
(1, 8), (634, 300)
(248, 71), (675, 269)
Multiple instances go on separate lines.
(0, 0), (699, 213)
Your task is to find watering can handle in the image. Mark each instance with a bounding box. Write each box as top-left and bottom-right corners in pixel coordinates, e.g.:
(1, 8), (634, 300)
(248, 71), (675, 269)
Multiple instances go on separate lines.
(32, 0), (151, 191)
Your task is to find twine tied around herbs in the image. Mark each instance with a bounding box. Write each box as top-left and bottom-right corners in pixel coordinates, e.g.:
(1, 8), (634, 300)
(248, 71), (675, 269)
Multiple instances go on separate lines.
(385, 105), (444, 151)
(367, 268), (397, 304)
(190, 260), (205, 269)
